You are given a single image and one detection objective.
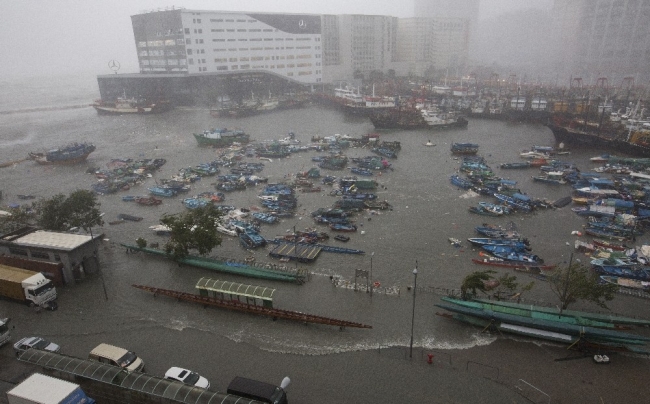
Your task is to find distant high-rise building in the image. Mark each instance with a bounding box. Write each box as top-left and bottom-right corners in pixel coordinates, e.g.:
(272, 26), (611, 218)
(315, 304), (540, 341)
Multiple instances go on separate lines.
(396, 18), (470, 76)
(321, 14), (399, 83)
(552, 0), (650, 84)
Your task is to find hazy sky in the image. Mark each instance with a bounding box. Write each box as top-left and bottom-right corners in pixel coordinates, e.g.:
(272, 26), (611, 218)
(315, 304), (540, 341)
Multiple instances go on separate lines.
(1, 0), (553, 79)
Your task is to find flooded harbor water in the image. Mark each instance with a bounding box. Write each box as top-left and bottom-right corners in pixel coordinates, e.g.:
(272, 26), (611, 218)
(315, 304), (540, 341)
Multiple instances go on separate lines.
(2, 82), (650, 400)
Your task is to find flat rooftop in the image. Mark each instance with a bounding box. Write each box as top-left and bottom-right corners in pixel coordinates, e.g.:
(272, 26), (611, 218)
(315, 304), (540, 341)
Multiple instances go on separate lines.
(11, 230), (91, 251)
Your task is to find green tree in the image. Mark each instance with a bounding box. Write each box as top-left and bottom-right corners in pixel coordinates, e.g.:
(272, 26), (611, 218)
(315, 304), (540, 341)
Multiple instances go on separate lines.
(491, 273), (535, 301)
(161, 205), (223, 260)
(36, 190), (103, 231)
(548, 260), (618, 312)
(460, 270), (496, 300)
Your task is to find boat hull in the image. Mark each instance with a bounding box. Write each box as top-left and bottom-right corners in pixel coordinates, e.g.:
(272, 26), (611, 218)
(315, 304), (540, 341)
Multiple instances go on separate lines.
(547, 123), (650, 158)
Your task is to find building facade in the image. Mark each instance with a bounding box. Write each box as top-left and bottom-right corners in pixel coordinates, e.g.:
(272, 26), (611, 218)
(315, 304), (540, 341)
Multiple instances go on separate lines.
(396, 17), (470, 77)
(552, 0), (650, 85)
(131, 9), (323, 84)
(0, 227), (101, 285)
(321, 14), (400, 83)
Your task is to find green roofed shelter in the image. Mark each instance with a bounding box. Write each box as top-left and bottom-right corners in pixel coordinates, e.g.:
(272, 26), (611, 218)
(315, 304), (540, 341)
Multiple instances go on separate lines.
(196, 277), (276, 308)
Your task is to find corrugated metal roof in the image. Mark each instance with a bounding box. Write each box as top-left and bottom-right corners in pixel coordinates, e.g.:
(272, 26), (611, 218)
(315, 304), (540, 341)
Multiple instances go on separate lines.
(18, 349), (264, 403)
(13, 230), (91, 250)
(196, 278), (275, 301)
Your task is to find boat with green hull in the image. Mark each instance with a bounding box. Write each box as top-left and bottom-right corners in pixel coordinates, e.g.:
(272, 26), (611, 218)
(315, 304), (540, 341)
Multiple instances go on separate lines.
(193, 128), (250, 147)
(443, 312), (650, 354)
(121, 244), (304, 283)
(472, 298), (650, 327)
(435, 302), (650, 346)
(441, 297), (617, 329)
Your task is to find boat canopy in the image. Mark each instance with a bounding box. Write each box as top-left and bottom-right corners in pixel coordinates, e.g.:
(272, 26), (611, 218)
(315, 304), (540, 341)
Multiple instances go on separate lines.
(196, 277), (275, 302)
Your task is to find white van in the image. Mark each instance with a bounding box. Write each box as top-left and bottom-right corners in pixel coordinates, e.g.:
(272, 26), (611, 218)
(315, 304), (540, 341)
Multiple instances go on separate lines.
(88, 343), (145, 372)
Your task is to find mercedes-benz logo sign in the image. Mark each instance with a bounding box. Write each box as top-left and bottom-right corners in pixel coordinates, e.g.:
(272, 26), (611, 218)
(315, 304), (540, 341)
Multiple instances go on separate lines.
(108, 60), (121, 72)
(299, 19), (306, 28)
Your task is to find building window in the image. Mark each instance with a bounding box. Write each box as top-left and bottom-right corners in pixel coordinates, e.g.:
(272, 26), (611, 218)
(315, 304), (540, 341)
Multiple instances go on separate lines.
(185, 28), (190, 34)
(189, 58), (194, 65)
(197, 19), (201, 23)
(31, 251), (50, 260)
(198, 29), (202, 34)
(216, 66), (228, 70)
(9, 248), (28, 256)
(186, 39), (191, 45)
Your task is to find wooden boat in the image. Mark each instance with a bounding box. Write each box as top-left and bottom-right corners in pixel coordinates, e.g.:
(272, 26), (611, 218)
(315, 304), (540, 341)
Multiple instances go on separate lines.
(494, 193), (532, 212)
(135, 196), (162, 206)
(122, 195), (136, 202)
(600, 276), (650, 291)
(471, 257), (555, 271)
(592, 238), (628, 251)
(334, 235), (350, 242)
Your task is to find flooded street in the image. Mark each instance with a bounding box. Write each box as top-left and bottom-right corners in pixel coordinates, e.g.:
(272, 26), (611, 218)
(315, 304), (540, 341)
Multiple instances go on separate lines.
(1, 91), (650, 402)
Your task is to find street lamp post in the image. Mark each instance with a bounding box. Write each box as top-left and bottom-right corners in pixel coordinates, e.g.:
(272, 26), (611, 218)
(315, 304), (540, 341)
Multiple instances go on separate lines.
(409, 262), (418, 359)
(369, 252), (374, 296)
(87, 213), (107, 301)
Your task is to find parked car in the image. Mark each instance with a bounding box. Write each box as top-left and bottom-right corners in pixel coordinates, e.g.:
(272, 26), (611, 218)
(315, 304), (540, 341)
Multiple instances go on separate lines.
(13, 336), (60, 356)
(88, 343), (145, 372)
(164, 367), (210, 389)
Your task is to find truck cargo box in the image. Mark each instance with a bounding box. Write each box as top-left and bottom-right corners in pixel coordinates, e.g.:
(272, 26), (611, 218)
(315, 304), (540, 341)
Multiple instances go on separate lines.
(7, 373), (95, 404)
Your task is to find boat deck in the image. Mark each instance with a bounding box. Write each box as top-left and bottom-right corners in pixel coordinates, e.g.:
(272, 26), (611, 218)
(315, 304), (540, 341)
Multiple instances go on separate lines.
(268, 243), (322, 262)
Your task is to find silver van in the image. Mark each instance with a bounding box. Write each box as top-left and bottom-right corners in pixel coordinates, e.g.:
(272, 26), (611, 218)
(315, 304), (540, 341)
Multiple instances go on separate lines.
(88, 343), (145, 372)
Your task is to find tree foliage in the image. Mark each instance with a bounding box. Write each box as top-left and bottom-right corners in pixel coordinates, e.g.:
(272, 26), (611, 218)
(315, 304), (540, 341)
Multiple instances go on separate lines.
(548, 261), (618, 312)
(36, 190), (103, 231)
(491, 273), (535, 301)
(160, 205), (223, 260)
(460, 270), (497, 300)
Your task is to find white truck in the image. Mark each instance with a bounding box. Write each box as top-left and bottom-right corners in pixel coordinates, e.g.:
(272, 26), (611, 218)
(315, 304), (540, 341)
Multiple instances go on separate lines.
(0, 265), (57, 309)
(7, 373), (95, 404)
(0, 317), (10, 347)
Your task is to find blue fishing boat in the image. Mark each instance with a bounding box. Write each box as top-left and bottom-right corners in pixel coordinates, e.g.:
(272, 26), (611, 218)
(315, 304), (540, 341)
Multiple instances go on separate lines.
(467, 237), (530, 249)
(494, 193), (532, 212)
(499, 161), (531, 169)
(239, 229), (267, 249)
(593, 265), (650, 281)
(489, 250), (543, 264)
(481, 243), (530, 254)
(148, 186), (176, 197)
(329, 223), (357, 232)
(450, 175), (473, 189)
(350, 167), (374, 176)
(252, 212), (279, 224)
(478, 202), (511, 215)
(450, 143), (479, 155)
(122, 195), (137, 202)
(474, 226), (521, 239)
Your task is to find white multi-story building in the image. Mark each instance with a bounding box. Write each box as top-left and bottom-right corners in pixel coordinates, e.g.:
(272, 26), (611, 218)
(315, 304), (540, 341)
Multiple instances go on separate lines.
(396, 17), (470, 76)
(131, 9), (323, 83)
